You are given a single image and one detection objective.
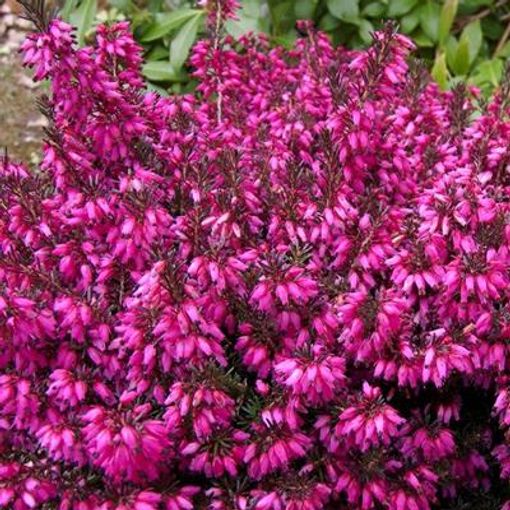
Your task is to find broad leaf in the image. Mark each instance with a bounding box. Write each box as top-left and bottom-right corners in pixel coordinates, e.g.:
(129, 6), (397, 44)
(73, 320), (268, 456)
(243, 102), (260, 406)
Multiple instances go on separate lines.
(142, 61), (187, 82)
(438, 0), (458, 47)
(419, 1), (441, 43)
(496, 41), (510, 58)
(452, 35), (470, 75)
(387, 0), (417, 17)
(431, 51), (448, 90)
(146, 82), (170, 96)
(400, 8), (420, 33)
(445, 35), (458, 70)
(170, 13), (204, 70)
(318, 12), (341, 31)
(242, 0), (262, 18)
(70, 0), (97, 46)
(60, 0), (78, 21)
(412, 30), (434, 48)
(294, 0), (319, 18)
(460, 20), (482, 65)
(362, 1), (385, 17)
(141, 9), (202, 42)
(226, 0), (268, 38)
(471, 59), (503, 88)
(226, 14), (261, 38)
(327, 0), (359, 20)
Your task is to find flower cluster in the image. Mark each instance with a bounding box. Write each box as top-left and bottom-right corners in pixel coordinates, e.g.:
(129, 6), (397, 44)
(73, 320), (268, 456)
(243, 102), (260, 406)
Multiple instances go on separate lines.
(3, 2), (510, 508)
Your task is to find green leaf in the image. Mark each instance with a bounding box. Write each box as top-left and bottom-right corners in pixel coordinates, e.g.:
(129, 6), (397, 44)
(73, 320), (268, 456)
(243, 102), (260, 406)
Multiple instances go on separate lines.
(400, 8), (420, 33)
(496, 41), (510, 58)
(272, 33), (297, 48)
(387, 0), (417, 17)
(60, 0), (78, 21)
(412, 30), (435, 48)
(226, 0), (268, 36)
(451, 35), (470, 75)
(327, 0), (359, 20)
(142, 61), (187, 82)
(419, 1), (441, 42)
(481, 17), (504, 41)
(294, 0), (318, 18)
(470, 59), (504, 89)
(460, 0), (492, 10)
(146, 82), (170, 96)
(170, 13), (203, 70)
(70, 0), (97, 46)
(242, 0), (262, 18)
(460, 19), (482, 64)
(146, 0), (163, 13)
(226, 13), (261, 37)
(438, 0), (458, 47)
(346, 17), (374, 44)
(145, 44), (169, 62)
(141, 9), (202, 42)
(362, 1), (385, 17)
(108, 0), (131, 10)
(431, 51), (448, 90)
(358, 18), (374, 44)
(268, 0), (294, 34)
(445, 34), (458, 69)
(318, 12), (341, 31)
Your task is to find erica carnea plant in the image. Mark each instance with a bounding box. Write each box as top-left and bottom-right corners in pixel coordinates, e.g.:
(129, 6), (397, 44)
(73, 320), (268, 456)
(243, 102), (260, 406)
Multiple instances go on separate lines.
(3, 0), (510, 508)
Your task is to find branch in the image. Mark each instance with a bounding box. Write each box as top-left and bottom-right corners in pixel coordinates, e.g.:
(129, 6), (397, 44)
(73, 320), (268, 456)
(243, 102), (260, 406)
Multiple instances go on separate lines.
(453, 0), (510, 34)
(495, 20), (510, 57)
(16, 0), (55, 32)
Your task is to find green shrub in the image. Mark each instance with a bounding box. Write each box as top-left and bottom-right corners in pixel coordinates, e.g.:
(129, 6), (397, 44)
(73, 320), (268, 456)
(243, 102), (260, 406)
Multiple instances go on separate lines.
(61, 0), (510, 94)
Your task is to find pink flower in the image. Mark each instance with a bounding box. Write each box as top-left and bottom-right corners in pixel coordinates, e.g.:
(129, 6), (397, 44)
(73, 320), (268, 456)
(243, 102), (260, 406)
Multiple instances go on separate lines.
(181, 429), (247, 478)
(81, 406), (171, 483)
(244, 426), (312, 479)
(5, 7), (510, 508)
(164, 381), (235, 438)
(274, 350), (345, 404)
(337, 383), (405, 451)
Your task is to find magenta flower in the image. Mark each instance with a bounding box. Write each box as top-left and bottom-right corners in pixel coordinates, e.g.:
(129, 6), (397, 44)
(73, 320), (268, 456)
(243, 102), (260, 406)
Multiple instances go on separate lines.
(3, 4), (510, 508)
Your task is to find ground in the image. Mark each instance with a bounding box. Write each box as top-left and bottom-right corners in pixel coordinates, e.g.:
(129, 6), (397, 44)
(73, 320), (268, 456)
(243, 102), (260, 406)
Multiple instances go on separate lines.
(0, 2), (46, 164)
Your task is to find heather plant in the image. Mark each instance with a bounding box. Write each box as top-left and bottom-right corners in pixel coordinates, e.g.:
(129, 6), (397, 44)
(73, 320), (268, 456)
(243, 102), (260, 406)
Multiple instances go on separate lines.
(4, 0), (510, 509)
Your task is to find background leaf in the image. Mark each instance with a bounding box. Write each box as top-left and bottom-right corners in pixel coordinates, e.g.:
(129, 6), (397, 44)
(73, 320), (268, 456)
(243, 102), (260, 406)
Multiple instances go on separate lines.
(431, 51), (448, 90)
(470, 58), (504, 95)
(70, 0), (97, 45)
(294, 0), (319, 18)
(362, 1), (385, 17)
(387, 0), (417, 17)
(460, 19), (483, 65)
(60, 0), (78, 21)
(452, 35), (470, 75)
(438, 0), (458, 47)
(400, 8), (420, 32)
(84, 0), (510, 98)
(327, 0), (359, 20)
(141, 9), (202, 42)
(419, 1), (441, 42)
(170, 12), (204, 70)
(142, 61), (187, 81)
(226, 0), (270, 38)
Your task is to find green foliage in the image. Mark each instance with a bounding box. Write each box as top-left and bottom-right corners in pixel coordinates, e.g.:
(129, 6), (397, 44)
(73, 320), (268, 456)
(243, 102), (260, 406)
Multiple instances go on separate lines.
(169, 10), (204, 69)
(438, 0), (458, 46)
(140, 9), (202, 42)
(61, 0), (510, 95)
(69, 0), (97, 45)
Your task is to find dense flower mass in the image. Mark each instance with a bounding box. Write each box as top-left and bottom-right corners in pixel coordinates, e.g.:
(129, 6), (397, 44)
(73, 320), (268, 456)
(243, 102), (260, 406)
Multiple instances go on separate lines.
(3, 2), (510, 508)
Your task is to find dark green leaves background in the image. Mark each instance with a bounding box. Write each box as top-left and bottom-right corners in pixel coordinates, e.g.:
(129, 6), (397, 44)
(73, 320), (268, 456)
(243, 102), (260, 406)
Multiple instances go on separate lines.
(61, 0), (510, 95)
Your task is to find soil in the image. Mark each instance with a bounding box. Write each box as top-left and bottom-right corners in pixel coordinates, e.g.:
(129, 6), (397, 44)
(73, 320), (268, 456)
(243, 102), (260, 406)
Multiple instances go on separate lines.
(0, 2), (47, 164)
